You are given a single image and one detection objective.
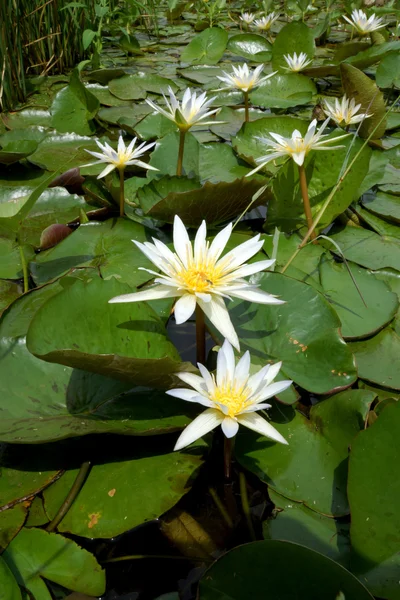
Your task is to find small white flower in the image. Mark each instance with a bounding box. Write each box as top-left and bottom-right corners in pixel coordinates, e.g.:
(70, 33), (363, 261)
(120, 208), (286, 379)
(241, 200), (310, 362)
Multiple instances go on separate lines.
(343, 9), (385, 35)
(168, 339), (292, 450)
(109, 215), (284, 350)
(254, 13), (280, 31)
(323, 95), (372, 127)
(83, 136), (157, 179)
(283, 52), (312, 72)
(146, 87), (220, 132)
(216, 63), (276, 93)
(247, 118), (348, 174)
(240, 12), (255, 24)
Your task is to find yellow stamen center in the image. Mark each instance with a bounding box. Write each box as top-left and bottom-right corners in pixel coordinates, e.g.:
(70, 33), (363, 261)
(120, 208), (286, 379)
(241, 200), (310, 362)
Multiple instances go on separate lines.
(178, 264), (222, 293)
(212, 385), (250, 418)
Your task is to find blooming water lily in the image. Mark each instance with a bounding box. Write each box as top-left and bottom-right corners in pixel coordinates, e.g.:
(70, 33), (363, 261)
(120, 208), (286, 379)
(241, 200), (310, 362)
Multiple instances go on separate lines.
(323, 95), (372, 127)
(343, 9), (385, 35)
(217, 63), (275, 93)
(283, 52), (312, 72)
(254, 13), (279, 31)
(83, 135), (157, 179)
(168, 339), (292, 450)
(109, 215), (283, 350)
(240, 12), (255, 25)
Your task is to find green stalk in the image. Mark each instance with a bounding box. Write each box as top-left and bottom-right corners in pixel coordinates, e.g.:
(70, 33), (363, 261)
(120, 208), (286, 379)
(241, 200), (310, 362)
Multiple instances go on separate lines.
(195, 304), (206, 365)
(119, 167), (125, 217)
(244, 90), (250, 122)
(176, 130), (186, 176)
(298, 165), (317, 244)
(46, 461), (91, 532)
(18, 239), (29, 293)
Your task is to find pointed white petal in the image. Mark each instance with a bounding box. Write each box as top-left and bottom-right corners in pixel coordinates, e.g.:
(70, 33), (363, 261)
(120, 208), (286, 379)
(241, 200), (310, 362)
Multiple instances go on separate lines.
(229, 287), (285, 305)
(108, 285), (178, 304)
(197, 363), (216, 394)
(232, 259), (275, 279)
(255, 379), (293, 402)
(174, 409), (223, 450)
(166, 389), (214, 408)
(234, 350), (251, 387)
(220, 339), (236, 384)
(237, 412), (288, 444)
(174, 294), (196, 324)
(176, 372), (208, 395)
(173, 215), (192, 268)
(198, 295), (240, 351)
(97, 163), (116, 179)
(208, 223), (232, 262)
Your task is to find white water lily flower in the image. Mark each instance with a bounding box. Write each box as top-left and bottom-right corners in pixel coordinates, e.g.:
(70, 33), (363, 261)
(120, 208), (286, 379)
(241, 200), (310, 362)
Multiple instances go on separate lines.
(109, 215), (284, 350)
(168, 339), (292, 450)
(217, 63), (276, 93)
(283, 52), (312, 72)
(254, 13), (279, 31)
(146, 87), (220, 132)
(247, 118), (348, 174)
(323, 95), (372, 127)
(240, 12), (255, 24)
(83, 136), (158, 179)
(343, 9), (385, 35)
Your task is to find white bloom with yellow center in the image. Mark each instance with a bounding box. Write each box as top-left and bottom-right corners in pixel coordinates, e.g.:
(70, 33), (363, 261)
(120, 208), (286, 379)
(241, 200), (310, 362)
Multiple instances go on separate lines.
(283, 52), (312, 72)
(343, 9), (385, 35)
(83, 136), (157, 179)
(168, 339), (292, 450)
(323, 95), (372, 127)
(109, 215), (283, 350)
(146, 87), (220, 132)
(254, 12), (279, 31)
(216, 63), (276, 93)
(247, 118), (348, 174)
(240, 12), (255, 24)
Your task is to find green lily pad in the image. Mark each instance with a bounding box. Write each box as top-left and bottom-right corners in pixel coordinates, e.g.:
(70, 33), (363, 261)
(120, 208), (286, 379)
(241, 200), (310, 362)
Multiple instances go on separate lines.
(329, 228), (400, 271)
(28, 133), (106, 172)
(98, 104), (152, 126)
(198, 540), (374, 600)
(376, 53), (400, 89)
(250, 74), (316, 109)
(0, 504), (27, 552)
(319, 258), (398, 340)
(26, 277), (187, 387)
(43, 441), (206, 538)
(349, 328), (400, 390)
(0, 280), (20, 315)
(0, 141), (38, 166)
(134, 112), (177, 140)
(0, 556), (21, 600)
(348, 402), (400, 599)
(178, 65), (223, 85)
(227, 34), (272, 62)
(3, 528), (105, 598)
(209, 106), (265, 141)
(361, 191), (400, 224)
(1, 110), (51, 130)
(236, 389), (373, 516)
(345, 40), (400, 72)
(227, 272), (357, 394)
(265, 489), (350, 567)
(354, 204), (400, 239)
(109, 73), (177, 100)
(30, 218), (156, 288)
(181, 27), (228, 65)
(272, 22), (315, 72)
(50, 70), (100, 136)
(86, 83), (132, 106)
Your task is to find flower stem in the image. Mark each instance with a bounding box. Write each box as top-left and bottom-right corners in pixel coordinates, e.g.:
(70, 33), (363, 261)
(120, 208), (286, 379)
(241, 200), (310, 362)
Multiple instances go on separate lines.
(244, 91), (249, 123)
(177, 130), (186, 176)
(224, 435), (235, 480)
(239, 471), (256, 541)
(298, 165), (317, 244)
(119, 167), (125, 217)
(195, 304), (206, 364)
(18, 241), (29, 293)
(46, 461), (91, 532)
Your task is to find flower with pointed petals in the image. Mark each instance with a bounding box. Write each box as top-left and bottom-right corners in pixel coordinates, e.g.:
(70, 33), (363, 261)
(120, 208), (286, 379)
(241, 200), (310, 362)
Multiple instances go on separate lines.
(109, 215), (284, 350)
(240, 12), (255, 24)
(283, 52), (312, 72)
(146, 87), (220, 132)
(217, 63), (276, 93)
(254, 12), (279, 31)
(168, 339), (292, 451)
(246, 118), (348, 175)
(323, 95), (372, 127)
(343, 9), (385, 35)
(83, 136), (158, 179)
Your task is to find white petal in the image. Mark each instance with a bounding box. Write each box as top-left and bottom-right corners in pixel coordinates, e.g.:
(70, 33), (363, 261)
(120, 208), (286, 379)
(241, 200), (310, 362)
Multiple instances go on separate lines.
(221, 417), (239, 438)
(174, 294), (196, 324)
(194, 220), (207, 263)
(234, 350), (250, 387)
(198, 295), (240, 351)
(108, 285), (178, 304)
(173, 215), (192, 268)
(166, 389), (214, 408)
(97, 163), (116, 179)
(174, 409), (223, 451)
(229, 287), (285, 305)
(176, 372), (208, 395)
(197, 363), (216, 394)
(247, 365), (270, 396)
(218, 236), (264, 272)
(220, 339), (236, 384)
(208, 223), (232, 262)
(232, 259), (276, 279)
(292, 151), (306, 166)
(237, 412), (288, 444)
(255, 379), (293, 402)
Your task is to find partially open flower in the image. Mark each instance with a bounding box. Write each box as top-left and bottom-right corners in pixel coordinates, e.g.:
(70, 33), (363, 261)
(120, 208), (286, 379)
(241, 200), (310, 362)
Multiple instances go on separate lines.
(254, 13), (279, 31)
(240, 12), (255, 24)
(323, 95), (372, 127)
(168, 339), (292, 450)
(83, 136), (157, 179)
(283, 52), (312, 72)
(109, 215), (283, 350)
(146, 87), (220, 132)
(217, 63), (276, 93)
(343, 9), (385, 35)
(246, 118), (348, 174)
